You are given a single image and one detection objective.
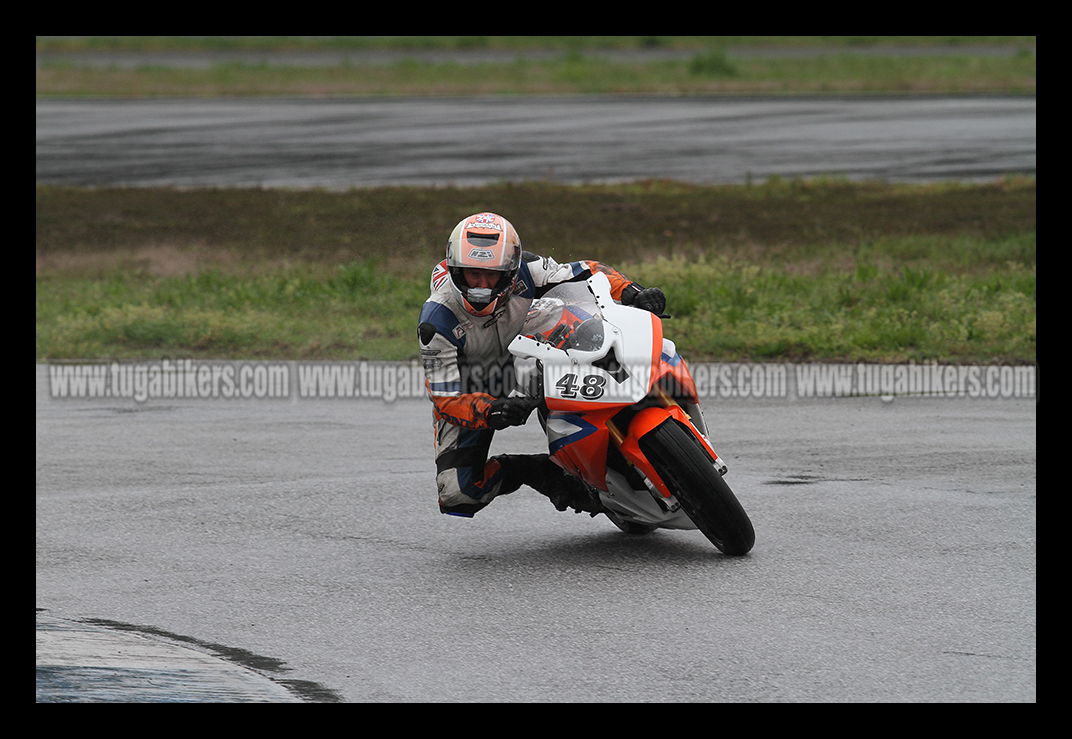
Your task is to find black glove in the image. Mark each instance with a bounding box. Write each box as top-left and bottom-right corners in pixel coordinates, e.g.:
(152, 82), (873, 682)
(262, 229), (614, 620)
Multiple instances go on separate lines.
(487, 397), (536, 430)
(633, 286), (667, 316)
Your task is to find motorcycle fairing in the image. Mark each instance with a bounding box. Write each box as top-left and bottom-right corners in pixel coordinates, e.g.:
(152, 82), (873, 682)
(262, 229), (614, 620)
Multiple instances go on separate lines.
(545, 406), (615, 490)
(546, 412), (599, 457)
(511, 272), (726, 512)
(617, 405), (720, 499)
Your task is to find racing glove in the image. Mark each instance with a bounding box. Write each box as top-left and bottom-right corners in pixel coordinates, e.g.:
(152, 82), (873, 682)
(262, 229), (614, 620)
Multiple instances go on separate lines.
(624, 283), (668, 317)
(487, 396), (536, 430)
(635, 287), (666, 315)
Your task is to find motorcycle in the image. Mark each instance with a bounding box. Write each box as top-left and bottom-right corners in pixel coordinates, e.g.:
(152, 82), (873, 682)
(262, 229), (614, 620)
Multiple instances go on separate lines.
(510, 272), (755, 555)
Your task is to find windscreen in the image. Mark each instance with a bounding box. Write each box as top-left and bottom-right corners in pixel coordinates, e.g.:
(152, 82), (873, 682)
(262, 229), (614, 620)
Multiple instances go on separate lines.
(523, 283), (606, 352)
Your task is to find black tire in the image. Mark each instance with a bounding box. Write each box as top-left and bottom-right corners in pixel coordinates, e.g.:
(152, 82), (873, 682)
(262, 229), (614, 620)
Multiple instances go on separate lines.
(639, 418), (755, 555)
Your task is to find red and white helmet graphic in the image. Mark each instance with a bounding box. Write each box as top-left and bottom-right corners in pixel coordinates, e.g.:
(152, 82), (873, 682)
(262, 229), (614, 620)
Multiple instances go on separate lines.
(445, 212), (522, 316)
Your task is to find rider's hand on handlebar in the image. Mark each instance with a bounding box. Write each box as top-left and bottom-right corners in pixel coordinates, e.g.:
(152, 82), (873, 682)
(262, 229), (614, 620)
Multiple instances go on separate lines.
(487, 396), (537, 430)
(634, 286), (668, 318)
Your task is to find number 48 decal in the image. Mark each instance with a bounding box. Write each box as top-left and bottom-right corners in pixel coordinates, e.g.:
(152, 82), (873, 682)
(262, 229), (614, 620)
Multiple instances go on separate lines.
(554, 373), (607, 400)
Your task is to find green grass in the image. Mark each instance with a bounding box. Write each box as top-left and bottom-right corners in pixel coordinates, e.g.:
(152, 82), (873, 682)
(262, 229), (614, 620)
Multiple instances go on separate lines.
(36, 53), (1036, 97)
(36, 179), (1036, 363)
(36, 36), (1036, 96)
(626, 251), (1035, 363)
(36, 260), (426, 360)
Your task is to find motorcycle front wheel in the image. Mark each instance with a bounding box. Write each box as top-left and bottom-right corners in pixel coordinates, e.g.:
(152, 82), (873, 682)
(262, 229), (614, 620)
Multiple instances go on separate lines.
(639, 418), (755, 555)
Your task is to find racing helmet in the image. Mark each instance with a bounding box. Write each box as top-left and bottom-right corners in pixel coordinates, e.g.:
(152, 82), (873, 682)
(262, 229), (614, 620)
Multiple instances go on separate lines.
(446, 212), (522, 316)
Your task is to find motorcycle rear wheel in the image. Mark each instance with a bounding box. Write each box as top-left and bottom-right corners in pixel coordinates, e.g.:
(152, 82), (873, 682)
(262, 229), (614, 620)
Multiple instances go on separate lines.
(639, 418), (755, 555)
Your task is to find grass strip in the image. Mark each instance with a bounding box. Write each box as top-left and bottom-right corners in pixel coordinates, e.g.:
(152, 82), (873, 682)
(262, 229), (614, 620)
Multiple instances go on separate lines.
(36, 50), (1037, 97)
(36, 179), (1035, 363)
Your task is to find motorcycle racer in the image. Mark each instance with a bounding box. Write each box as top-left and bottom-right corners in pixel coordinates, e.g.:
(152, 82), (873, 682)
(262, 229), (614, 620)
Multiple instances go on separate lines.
(418, 212), (667, 517)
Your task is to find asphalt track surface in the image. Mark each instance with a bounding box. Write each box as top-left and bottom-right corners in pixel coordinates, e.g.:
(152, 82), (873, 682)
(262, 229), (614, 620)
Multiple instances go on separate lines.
(35, 96), (1035, 188)
(36, 91), (1035, 702)
(36, 366), (1035, 702)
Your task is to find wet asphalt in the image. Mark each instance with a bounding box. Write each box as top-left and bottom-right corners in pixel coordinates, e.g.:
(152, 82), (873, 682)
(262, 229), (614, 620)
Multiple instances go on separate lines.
(36, 612), (307, 702)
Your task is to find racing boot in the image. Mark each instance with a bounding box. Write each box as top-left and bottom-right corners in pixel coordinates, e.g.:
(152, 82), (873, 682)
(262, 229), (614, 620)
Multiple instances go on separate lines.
(494, 453), (603, 515)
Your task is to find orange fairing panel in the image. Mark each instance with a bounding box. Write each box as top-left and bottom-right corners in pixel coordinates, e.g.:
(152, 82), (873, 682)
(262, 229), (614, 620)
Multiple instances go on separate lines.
(617, 406), (721, 498)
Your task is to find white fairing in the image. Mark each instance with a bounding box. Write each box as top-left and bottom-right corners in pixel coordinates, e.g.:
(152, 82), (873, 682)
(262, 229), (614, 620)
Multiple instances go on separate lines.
(603, 468), (697, 530)
(509, 272), (702, 532)
(511, 272), (658, 405)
